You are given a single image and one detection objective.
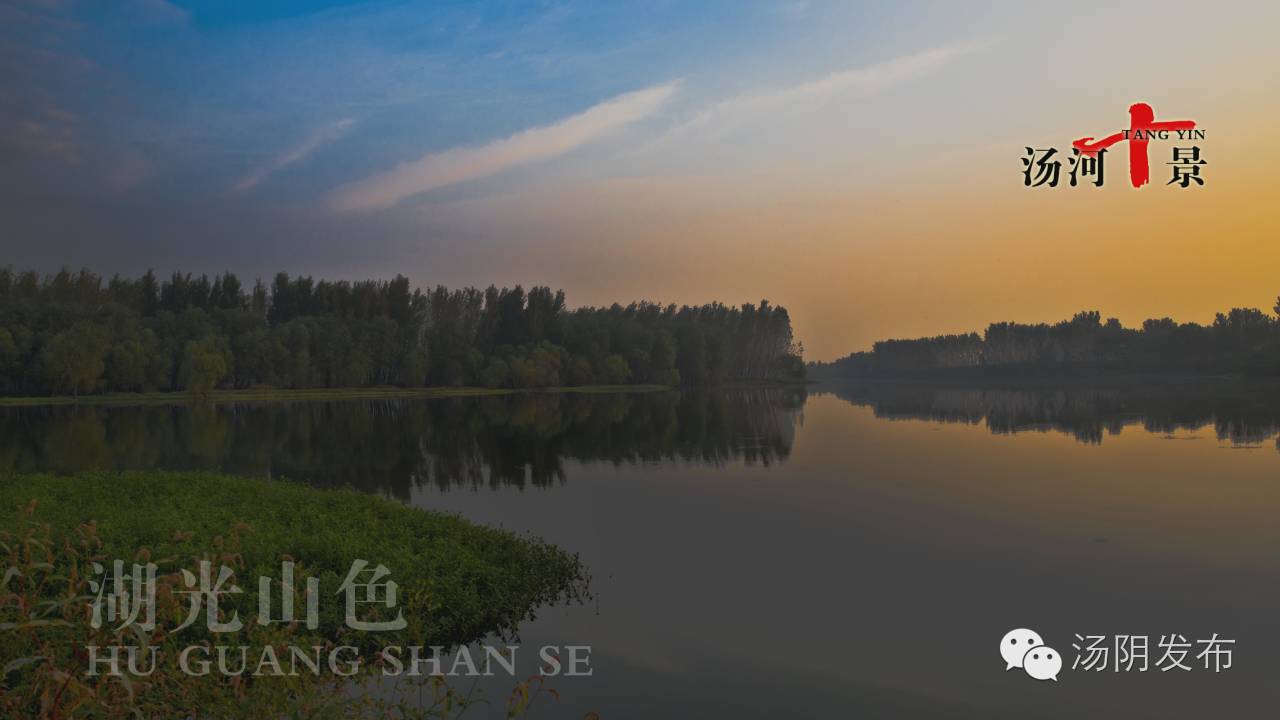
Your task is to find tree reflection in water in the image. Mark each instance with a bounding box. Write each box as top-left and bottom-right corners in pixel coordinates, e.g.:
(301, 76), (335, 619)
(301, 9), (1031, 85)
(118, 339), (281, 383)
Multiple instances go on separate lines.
(818, 380), (1280, 447)
(0, 388), (806, 499)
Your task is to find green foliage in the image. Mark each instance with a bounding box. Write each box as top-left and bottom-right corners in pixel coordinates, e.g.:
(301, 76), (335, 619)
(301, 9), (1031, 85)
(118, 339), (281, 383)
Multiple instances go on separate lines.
(811, 304), (1280, 378)
(645, 332), (680, 386)
(567, 356), (594, 386)
(599, 353), (629, 384)
(481, 358), (511, 389)
(498, 342), (567, 389)
(0, 471), (591, 718)
(40, 322), (109, 396)
(105, 334), (150, 391)
(179, 337), (230, 397)
(601, 355), (630, 384)
(0, 327), (18, 393)
(400, 350), (428, 387)
(0, 266), (805, 398)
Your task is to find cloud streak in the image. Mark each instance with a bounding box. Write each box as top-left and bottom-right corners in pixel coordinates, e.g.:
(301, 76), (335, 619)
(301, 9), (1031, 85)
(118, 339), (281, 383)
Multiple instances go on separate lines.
(233, 118), (355, 193)
(649, 42), (983, 147)
(331, 81), (679, 212)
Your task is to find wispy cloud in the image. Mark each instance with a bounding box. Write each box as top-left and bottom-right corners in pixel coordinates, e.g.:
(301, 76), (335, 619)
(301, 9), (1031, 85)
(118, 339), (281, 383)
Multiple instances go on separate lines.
(648, 42), (983, 148)
(331, 81), (679, 212)
(5, 103), (81, 163)
(233, 118), (355, 193)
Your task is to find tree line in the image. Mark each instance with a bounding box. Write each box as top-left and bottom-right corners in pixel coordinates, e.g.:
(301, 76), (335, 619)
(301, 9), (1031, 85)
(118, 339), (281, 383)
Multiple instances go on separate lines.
(0, 268), (804, 397)
(810, 302), (1280, 378)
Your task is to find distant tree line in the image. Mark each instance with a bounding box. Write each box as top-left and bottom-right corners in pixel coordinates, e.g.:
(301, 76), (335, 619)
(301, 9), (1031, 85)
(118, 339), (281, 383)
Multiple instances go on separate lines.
(810, 304), (1280, 378)
(0, 268), (804, 397)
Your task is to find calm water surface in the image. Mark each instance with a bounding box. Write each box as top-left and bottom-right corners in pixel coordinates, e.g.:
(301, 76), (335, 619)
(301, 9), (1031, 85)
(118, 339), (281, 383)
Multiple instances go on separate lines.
(4, 381), (1279, 718)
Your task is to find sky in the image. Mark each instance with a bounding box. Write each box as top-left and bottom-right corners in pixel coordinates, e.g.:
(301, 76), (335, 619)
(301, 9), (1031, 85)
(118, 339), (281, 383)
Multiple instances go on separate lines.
(2, 0), (1278, 360)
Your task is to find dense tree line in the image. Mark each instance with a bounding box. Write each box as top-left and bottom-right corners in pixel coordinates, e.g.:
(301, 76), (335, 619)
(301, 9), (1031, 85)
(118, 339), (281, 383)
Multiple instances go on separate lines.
(810, 303), (1280, 378)
(0, 268), (804, 397)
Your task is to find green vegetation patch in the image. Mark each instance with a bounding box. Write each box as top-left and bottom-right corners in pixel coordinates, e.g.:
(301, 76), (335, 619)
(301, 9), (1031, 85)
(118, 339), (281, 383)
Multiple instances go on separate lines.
(0, 471), (590, 717)
(0, 471), (589, 647)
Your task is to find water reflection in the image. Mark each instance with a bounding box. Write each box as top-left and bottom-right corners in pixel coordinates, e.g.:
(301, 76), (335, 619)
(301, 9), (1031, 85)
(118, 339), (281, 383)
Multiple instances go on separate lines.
(0, 388), (805, 497)
(413, 384), (1280, 719)
(817, 379), (1280, 447)
(3, 382), (1279, 717)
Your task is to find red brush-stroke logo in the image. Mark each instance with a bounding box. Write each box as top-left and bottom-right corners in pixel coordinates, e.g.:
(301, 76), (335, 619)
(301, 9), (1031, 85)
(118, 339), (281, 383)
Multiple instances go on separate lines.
(1072, 103), (1196, 188)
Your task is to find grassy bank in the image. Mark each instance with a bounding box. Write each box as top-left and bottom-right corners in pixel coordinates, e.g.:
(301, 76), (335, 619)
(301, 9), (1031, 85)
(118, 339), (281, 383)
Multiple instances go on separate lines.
(0, 383), (673, 408)
(0, 471), (590, 718)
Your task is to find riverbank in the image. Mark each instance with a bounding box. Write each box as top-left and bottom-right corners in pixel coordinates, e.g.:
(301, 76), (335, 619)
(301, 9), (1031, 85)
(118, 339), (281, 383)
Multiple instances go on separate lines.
(0, 381), (817, 408)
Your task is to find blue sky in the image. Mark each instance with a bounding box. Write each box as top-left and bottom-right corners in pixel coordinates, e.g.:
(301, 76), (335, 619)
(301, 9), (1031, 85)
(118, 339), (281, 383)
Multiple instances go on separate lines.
(2, 0), (983, 227)
(3, 1), (1277, 358)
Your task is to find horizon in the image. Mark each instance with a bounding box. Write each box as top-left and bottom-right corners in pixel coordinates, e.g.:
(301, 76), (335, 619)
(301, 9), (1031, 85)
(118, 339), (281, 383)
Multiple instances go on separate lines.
(4, 1), (1278, 361)
(7, 265), (1280, 362)
(4, 5), (1280, 717)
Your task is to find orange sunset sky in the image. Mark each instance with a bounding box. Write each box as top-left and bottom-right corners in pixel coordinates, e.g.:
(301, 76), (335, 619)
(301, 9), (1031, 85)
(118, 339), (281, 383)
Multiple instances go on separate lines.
(4, 1), (1278, 359)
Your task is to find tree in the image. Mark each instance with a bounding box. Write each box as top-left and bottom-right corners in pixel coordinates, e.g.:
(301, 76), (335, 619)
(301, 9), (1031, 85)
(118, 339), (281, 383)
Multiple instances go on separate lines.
(0, 267), (809, 396)
(41, 323), (109, 397)
(0, 327), (20, 393)
(647, 332), (680, 385)
(137, 270), (159, 315)
(601, 354), (630, 385)
(106, 337), (149, 391)
(400, 350), (428, 387)
(179, 338), (229, 397)
(567, 356), (594, 386)
(482, 358), (511, 388)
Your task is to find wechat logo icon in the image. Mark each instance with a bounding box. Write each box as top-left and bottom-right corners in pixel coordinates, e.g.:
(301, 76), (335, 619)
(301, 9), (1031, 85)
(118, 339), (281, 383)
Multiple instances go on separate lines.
(1001, 628), (1062, 682)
